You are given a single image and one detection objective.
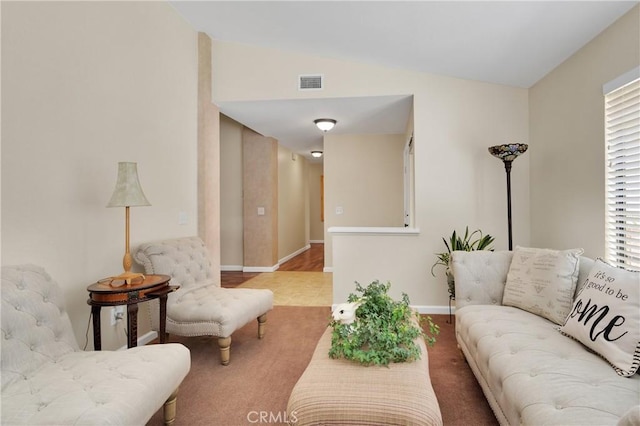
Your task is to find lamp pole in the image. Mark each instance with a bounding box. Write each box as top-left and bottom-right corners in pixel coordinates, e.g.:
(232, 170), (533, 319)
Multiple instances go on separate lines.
(488, 143), (528, 251)
(504, 160), (513, 250)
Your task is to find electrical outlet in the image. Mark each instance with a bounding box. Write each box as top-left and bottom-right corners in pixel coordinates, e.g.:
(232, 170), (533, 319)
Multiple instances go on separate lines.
(178, 211), (188, 225)
(111, 306), (125, 326)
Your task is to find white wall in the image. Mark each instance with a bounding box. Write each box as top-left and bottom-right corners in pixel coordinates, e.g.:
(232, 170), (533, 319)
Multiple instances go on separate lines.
(211, 40), (529, 308)
(1, 2), (198, 349)
(529, 5), (640, 258)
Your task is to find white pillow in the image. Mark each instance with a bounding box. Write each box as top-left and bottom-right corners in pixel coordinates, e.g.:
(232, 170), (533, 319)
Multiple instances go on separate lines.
(503, 246), (583, 324)
(560, 258), (640, 377)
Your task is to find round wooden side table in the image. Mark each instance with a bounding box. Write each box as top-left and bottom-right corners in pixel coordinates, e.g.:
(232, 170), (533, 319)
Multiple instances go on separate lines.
(87, 274), (178, 350)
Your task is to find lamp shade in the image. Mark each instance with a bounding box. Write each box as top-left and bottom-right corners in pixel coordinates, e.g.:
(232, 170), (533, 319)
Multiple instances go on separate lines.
(106, 162), (151, 207)
(314, 118), (336, 132)
(488, 143), (528, 162)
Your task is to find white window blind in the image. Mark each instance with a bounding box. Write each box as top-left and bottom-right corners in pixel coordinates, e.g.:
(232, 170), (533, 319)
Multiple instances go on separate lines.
(605, 76), (640, 270)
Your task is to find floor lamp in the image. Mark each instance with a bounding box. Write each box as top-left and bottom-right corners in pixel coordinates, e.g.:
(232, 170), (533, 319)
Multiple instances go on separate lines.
(488, 143), (528, 250)
(106, 162), (151, 286)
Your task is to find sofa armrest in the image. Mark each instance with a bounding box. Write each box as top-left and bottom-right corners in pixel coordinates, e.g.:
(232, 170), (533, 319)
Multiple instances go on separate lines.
(450, 251), (513, 310)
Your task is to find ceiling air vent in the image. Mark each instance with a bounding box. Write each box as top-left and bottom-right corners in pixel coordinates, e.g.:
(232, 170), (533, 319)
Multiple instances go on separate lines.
(298, 74), (323, 91)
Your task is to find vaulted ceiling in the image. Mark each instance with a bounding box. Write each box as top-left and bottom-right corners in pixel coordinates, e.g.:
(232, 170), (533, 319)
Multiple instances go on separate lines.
(170, 1), (638, 159)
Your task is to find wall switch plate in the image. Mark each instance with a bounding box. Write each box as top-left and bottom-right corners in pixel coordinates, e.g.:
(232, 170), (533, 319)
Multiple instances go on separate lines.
(111, 306), (125, 326)
(257, 207), (265, 216)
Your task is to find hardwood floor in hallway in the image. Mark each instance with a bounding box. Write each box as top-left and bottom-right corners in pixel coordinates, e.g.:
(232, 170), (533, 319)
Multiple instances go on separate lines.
(221, 243), (324, 288)
(278, 243), (324, 272)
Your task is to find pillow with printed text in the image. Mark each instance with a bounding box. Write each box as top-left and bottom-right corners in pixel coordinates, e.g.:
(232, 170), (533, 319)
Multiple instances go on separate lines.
(559, 258), (640, 377)
(503, 246), (583, 324)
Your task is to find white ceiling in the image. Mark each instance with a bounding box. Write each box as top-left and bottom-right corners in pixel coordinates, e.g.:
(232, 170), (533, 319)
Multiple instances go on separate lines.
(219, 95), (414, 160)
(170, 1), (638, 160)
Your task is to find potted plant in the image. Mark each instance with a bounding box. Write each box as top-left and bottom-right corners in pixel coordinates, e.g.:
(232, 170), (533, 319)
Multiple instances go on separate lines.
(430, 227), (494, 298)
(329, 280), (439, 366)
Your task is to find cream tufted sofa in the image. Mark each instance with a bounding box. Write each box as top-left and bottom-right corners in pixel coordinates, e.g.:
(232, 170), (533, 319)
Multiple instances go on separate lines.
(451, 251), (640, 426)
(1, 264), (191, 425)
(134, 236), (274, 365)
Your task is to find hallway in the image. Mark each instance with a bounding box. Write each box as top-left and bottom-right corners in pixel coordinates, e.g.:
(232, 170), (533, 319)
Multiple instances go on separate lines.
(221, 243), (331, 306)
(221, 242), (324, 287)
(278, 243), (324, 272)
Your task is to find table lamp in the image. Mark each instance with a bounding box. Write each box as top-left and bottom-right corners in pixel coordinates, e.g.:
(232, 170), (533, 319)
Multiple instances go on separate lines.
(488, 143), (528, 250)
(106, 162), (150, 286)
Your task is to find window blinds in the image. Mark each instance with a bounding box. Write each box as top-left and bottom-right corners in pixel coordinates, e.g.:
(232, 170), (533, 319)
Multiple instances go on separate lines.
(605, 77), (640, 270)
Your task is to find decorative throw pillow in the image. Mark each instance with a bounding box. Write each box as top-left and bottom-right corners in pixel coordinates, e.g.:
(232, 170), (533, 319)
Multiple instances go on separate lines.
(559, 258), (640, 377)
(503, 246), (583, 324)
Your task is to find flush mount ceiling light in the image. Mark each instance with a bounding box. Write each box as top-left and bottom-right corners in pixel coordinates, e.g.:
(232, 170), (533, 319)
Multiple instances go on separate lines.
(311, 151), (323, 158)
(314, 118), (337, 132)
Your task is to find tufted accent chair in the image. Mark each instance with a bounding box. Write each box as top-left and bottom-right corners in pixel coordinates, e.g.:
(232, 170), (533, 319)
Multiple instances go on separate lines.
(1, 264), (191, 425)
(133, 236), (274, 365)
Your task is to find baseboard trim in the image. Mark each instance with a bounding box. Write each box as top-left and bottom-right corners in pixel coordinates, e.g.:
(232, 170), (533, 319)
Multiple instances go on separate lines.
(328, 304), (453, 316)
(413, 305), (455, 315)
(323, 267), (333, 273)
(117, 330), (158, 351)
(243, 265), (279, 273)
(221, 265), (243, 271)
(309, 240), (324, 244)
(278, 244), (310, 265)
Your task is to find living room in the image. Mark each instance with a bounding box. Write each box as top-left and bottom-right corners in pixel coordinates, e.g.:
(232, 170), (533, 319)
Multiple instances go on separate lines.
(2, 1), (639, 425)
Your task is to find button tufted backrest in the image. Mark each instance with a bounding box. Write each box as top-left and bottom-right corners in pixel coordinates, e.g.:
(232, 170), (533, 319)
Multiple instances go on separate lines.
(133, 236), (216, 290)
(451, 251), (596, 310)
(451, 250), (514, 309)
(1, 265), (79, 391)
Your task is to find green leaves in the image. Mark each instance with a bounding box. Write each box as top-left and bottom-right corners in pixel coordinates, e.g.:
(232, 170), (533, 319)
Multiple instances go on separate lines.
(329, 280), (439, 366)
(430, 226), (495, 277)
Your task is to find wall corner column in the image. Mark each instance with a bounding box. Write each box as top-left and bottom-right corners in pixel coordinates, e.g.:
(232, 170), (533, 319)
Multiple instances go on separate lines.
(197, 32), (221, 280)
(242, 128), (279, 270)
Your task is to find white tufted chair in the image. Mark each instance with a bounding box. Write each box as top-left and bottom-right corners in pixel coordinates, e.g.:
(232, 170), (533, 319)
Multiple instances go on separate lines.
(133, 236), (274, 365)
(1, 264), (191, 425)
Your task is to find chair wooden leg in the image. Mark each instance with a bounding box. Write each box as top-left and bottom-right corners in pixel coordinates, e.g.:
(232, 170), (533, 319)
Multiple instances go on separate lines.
(163, 388), (179, 425)
(218, 336), (231, 365)
(257, 314), (267, 339)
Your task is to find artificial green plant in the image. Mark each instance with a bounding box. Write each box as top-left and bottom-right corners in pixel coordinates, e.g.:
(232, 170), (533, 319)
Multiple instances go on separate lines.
(329, 280), (439, 366)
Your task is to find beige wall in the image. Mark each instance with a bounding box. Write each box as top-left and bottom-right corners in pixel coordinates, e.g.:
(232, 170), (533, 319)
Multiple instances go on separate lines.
(242, 129), (279, 269)
(197, 33), (221, 281)
(529, 5), (640, 258)
(277, 147), (309, 262)
(212, 40), (529, 308)
(220, 118), (321, 269)
(220, 115), (244, 268)
(1, 2), (198, 348)
(308, 163), (325, 242)
(324, 133), (406, 267)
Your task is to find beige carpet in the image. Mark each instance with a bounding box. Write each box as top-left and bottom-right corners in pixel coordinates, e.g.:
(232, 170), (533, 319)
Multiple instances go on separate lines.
(147, 309), (498, 425)
(236, 271), (332, 306)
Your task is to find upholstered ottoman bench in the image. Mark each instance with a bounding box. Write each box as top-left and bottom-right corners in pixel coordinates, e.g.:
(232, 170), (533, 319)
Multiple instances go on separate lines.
(286, 327), (443, 425)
